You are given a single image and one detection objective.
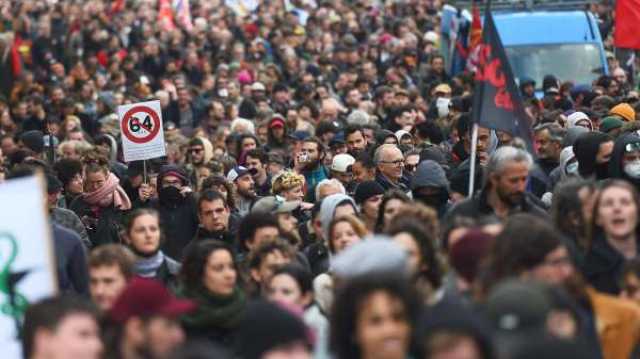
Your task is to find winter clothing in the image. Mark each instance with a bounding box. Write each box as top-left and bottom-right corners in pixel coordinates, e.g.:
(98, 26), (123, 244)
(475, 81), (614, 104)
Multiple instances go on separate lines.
(573, 132), (612, 180)
(443, 186), (549, 226)
(608, 133), (640, 185)
(50, 207), (90, 248)
(609, 103), (636, 122)
(587, 287), (640, 359)
(353, 180), (385, 205)
(319, 193), (357, 240)
(175, 285), (246, 348)
(82, 172), (132, 210)
(133, 251), (181, 287)
(70, 195), (127, 247)
(52, 223), (89, 295)
(582, 233), (637, 295)
(235, 300), (312, 359)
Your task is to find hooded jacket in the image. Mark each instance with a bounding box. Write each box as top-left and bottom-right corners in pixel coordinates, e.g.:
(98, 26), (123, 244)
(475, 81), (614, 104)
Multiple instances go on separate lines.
(411, 160), (451, 216)
(319, 194), (357, 241)
(573, 132), (611, 180)
(608, 134), (640, 186)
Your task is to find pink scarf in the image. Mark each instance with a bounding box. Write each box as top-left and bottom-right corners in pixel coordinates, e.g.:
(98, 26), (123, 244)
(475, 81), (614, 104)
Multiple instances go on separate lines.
(83, 172), (132, 210)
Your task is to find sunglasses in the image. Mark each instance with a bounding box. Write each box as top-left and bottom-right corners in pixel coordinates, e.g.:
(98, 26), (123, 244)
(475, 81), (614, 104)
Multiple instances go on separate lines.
(405, 164), (417, 172)
(189, 148), (204, 154)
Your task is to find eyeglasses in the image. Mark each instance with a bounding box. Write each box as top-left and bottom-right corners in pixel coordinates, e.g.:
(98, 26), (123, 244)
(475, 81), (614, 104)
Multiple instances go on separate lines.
(380, 159), (404, 166)
(189, 148), (204, 154)
(625, 142), (640, 153)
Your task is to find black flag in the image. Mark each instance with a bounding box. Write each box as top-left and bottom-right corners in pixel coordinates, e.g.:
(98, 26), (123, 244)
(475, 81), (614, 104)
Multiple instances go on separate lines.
(471, 8), (534, 153)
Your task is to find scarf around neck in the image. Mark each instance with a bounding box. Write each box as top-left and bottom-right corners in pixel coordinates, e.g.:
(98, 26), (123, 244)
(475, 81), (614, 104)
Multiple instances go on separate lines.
(83, 172), (132, 210)
(175, 284), (246, 330)
(134, 251), (165, 278)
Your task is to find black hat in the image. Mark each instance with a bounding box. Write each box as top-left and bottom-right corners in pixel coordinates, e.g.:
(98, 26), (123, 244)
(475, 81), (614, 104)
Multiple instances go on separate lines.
(20, 130), (45, 154)
(234, 301), (311, 359)
(158, 165), (189, 186)
(354, 180), (385, 204)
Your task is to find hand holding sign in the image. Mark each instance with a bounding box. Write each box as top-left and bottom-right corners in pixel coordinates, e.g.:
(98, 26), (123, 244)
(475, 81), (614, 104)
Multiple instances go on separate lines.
(119, 100), (166, 162)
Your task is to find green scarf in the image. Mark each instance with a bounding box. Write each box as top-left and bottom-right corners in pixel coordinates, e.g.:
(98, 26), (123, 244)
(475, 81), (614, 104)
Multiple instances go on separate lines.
(174, 285), (246, 330)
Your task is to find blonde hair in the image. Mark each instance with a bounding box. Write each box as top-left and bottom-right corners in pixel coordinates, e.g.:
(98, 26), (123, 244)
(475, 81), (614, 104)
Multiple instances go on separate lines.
(272, 171), (305, 195)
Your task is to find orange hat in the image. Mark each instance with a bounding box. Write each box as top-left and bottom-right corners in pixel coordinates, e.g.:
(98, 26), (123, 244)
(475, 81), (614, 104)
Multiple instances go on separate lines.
(609, 103), (636, 122)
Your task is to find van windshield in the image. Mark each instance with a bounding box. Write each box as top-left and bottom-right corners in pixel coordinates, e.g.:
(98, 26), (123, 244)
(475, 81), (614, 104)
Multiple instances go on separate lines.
(505, 43), (604, 89)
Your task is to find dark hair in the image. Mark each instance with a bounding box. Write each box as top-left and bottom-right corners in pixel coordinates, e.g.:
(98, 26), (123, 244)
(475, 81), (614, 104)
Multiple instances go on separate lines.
(344, 124), (364, 140)
(354, 150), (375, 169)
(455, 113), (472, 138)
(551, 178), (595, 251)
(236, 134), (260, 160)
(270, 264), (313, 295)
(302, 136), (325, 154)
(330, 275), (421, 359)
(298, 101), (319, 119)
(375, 189), (411, 232)
(201, 176), (236, 209)
(180, 240), (236, 292)
(248, 239), (295, 270)
(416, 121), (444, 144)
(53, 158), (83, 186)
(197, 190), (228, 213)
(237, 212), (280, 251)
(482, 214), (564, 294)
(386, 217), (443, 288)
(88, 244), (136, 279)
(23, 296), (99, 359)
(245, 148), (268, 164)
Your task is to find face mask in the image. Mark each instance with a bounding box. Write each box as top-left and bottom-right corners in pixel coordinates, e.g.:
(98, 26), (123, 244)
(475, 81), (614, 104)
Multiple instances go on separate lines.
(566, 162), (579, 176)
(595, 161), (610, 180)
(436, 97), (450, 118)
(413, 190), (448, 210)
(158, 186), (183, 205)
(625, 160), (640, 179)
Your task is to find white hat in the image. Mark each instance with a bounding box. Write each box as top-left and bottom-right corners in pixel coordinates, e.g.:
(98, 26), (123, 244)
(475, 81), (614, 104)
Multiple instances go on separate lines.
(251, 82), (266, 91)
(331, 154), (356, 173)
(423, 31), (439, 44)
(567, 111), (592, 129)
(395, 130), (412, 142)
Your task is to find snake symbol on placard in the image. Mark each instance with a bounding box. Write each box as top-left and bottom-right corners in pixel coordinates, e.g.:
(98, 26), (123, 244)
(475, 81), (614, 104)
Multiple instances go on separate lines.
(0, 232), (29, 320)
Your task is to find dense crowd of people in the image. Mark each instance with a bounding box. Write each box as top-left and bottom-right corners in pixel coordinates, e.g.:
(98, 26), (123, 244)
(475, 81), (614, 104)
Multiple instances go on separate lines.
(2, 0), (640, 358)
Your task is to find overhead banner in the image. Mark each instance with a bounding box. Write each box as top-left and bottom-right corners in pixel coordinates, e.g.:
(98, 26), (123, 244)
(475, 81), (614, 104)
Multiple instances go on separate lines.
(0, 176), (57, 359)
(118, 100), (166, 162)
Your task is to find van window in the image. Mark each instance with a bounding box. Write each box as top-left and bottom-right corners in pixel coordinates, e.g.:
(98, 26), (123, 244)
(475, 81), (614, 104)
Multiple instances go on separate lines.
(507, 43), (604, 89)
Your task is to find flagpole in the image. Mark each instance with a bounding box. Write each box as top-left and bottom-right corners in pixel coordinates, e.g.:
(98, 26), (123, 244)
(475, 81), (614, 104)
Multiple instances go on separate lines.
(468, 123), (479, 198)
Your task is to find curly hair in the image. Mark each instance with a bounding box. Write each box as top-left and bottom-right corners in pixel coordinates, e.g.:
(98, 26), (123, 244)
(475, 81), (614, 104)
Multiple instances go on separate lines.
(271, 170), (305, 195)
(330, 275), (421, 359)
(179, 240), (237, 292)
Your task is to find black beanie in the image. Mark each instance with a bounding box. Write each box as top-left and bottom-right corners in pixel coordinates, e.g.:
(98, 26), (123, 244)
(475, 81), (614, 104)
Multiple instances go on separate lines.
(354, 180), (385, 204)
(20, 130), (45, 154)
(234, 300), (311, 359)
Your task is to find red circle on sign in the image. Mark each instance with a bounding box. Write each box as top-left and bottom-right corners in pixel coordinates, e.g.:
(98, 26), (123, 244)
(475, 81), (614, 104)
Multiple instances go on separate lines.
(121, 106), (161, 144)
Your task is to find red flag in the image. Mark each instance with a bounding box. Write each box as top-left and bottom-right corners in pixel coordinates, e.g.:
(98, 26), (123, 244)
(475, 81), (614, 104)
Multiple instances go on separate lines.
(10, 43), (21, 77)
(466, 1), (483, 72)
(469, 1), (482, 49)
(158, 0), (176, 32)
(614, 0), (640, 49)
(111, 0), (125, 14)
